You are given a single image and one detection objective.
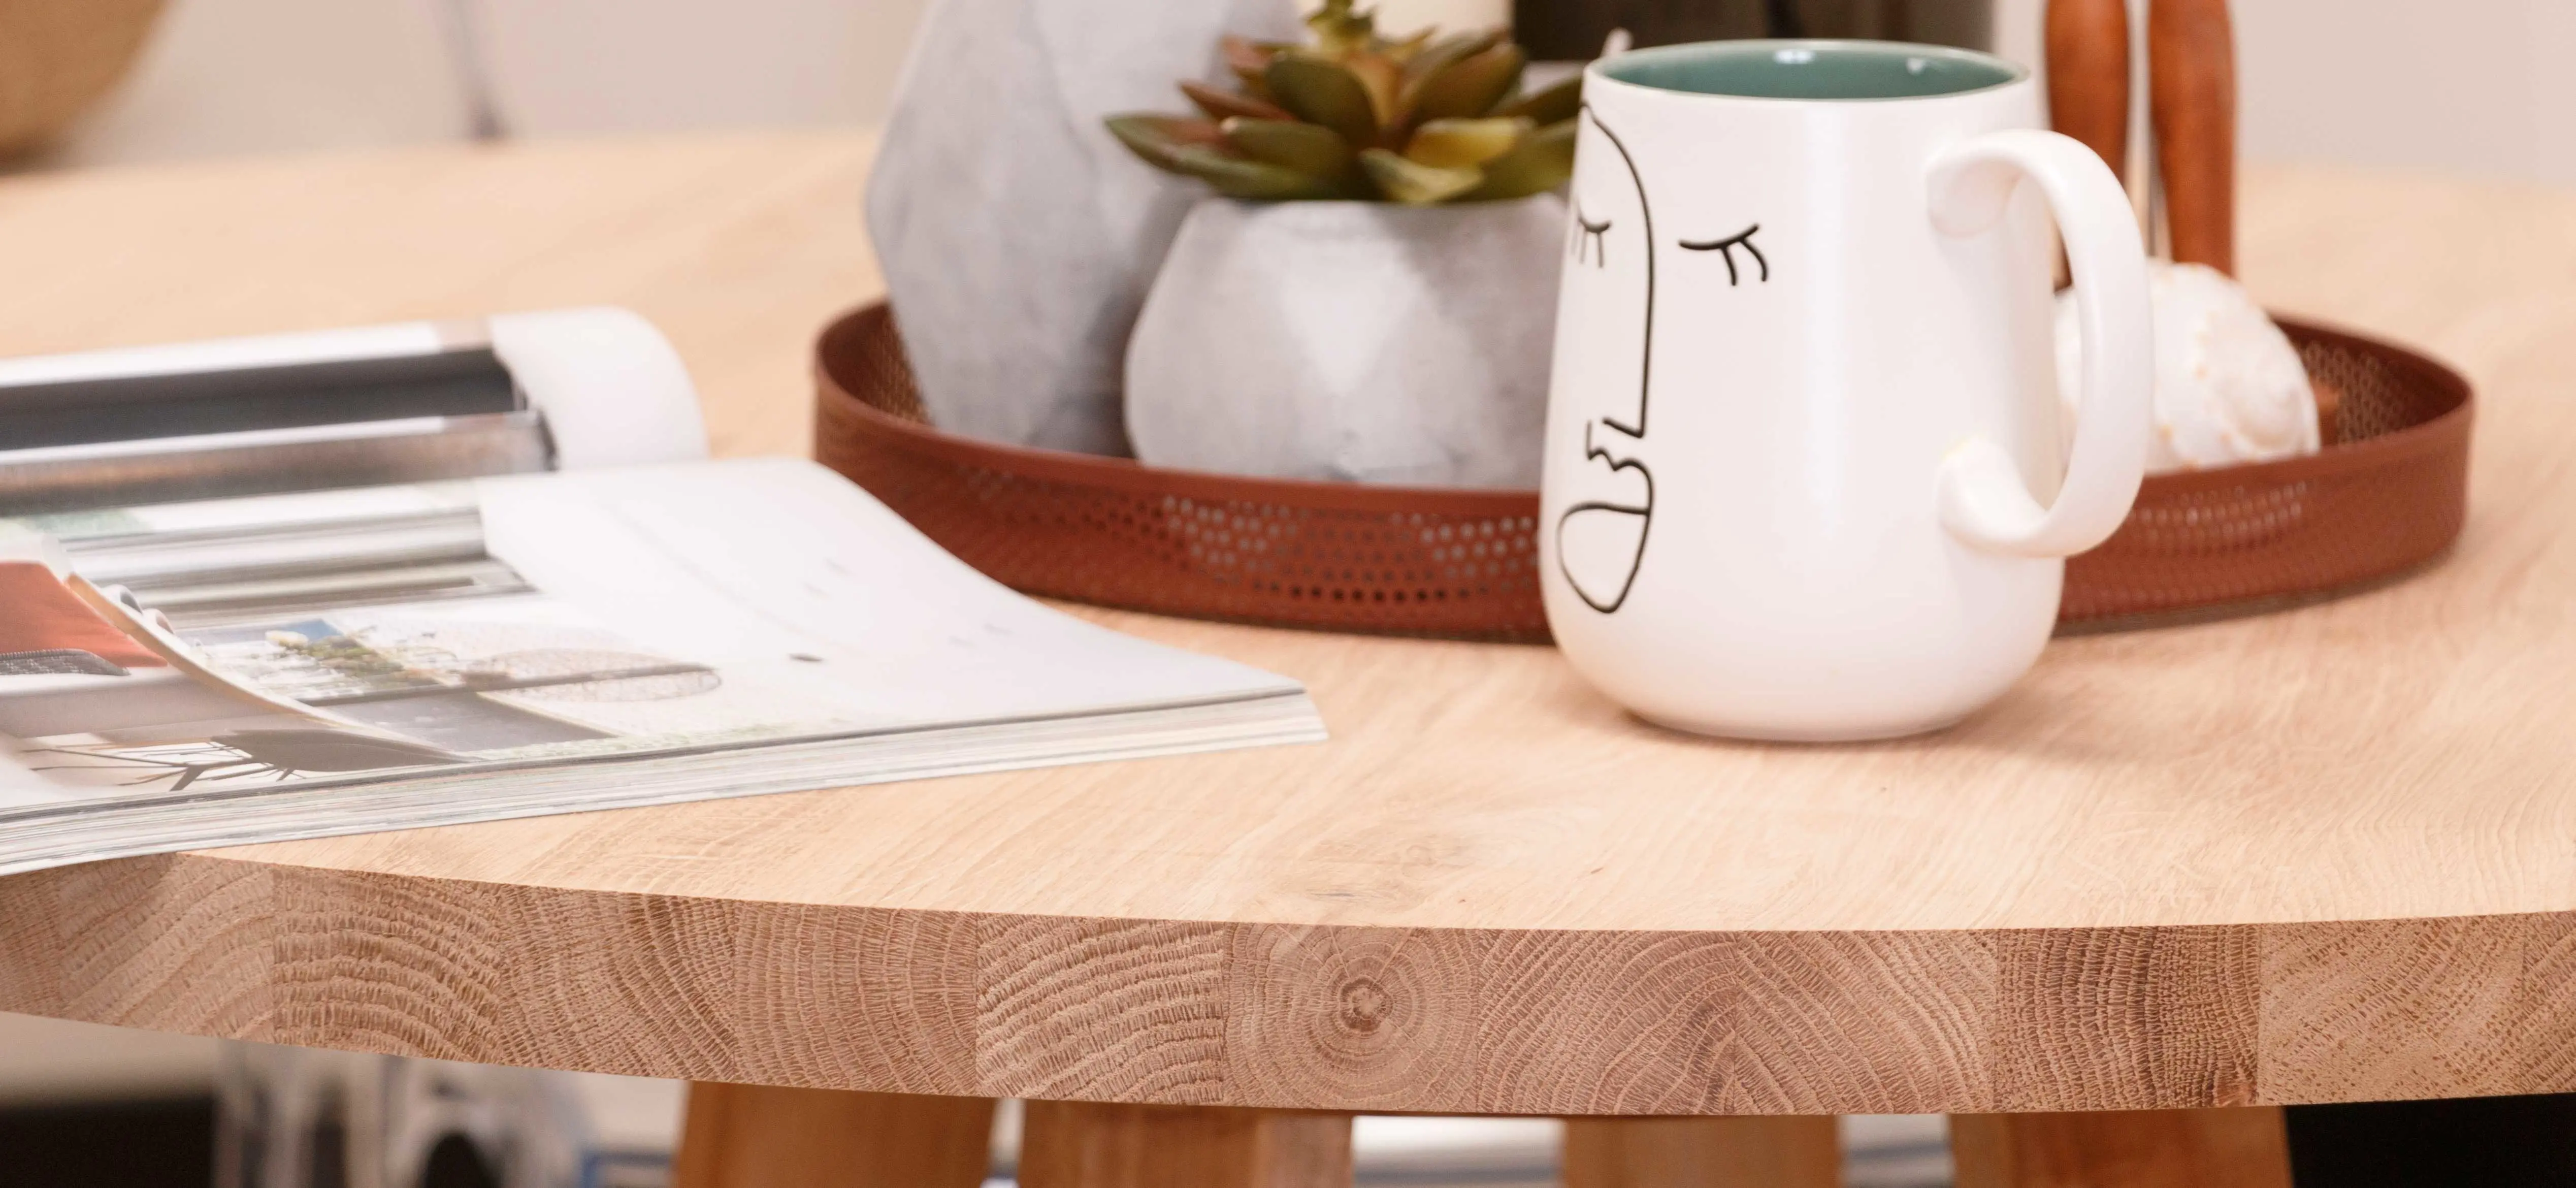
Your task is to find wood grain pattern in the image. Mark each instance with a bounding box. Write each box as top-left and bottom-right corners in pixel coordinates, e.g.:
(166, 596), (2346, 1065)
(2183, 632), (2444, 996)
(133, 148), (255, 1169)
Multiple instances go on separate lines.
(0, 871), (60, 1017)
(2258, 915), (2526, 1103)
(2516, 913), (2576, 1093)
(1478, 932), (1994, 1116)
(671, 1083), (995, 1188)
(1225, 926), (1485, 1113)
(979, 918), (1233, 1104)
(2045, 0), (2131, 180)
(1951, 1107), (2291, 1188)
(1, 136), (2572, 1112)
(727, 904), (982, 1095)
(50, 855), (274, 1041)
(2149, 0), (2238, 273)
(1991, 927), (2257, 1111)
(268, 866), (510, 1063)
(1563, 1116), (1840, 1188)
(1020, 1102), (1351, 1188)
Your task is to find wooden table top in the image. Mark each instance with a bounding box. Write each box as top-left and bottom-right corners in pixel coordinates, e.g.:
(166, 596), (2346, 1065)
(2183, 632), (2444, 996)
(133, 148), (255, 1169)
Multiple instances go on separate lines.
(2, 134), (2573, 1117)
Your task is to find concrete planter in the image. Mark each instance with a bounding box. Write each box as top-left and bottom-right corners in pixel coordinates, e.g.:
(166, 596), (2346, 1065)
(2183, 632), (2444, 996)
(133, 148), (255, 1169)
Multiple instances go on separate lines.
(864, 0), (1298, 456)
(1124, 194), (1566, 488)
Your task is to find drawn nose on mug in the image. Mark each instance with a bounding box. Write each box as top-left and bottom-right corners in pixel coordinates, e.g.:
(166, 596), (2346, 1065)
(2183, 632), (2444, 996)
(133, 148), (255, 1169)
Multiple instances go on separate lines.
(1538, 40), (2154, 743)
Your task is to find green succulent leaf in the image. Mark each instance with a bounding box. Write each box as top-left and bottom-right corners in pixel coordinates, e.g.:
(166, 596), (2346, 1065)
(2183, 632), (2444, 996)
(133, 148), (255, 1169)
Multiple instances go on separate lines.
(1406, 42), (1526, 123)
(1223, 118), (1357, 179)
(1494, 73), (1582, 126)
(1105, 113), (1229, 174)
(1405, 116), (1531, 170)
(1380, 26), (1436, 65)
(1359, 147), (1484, 205)
(1180, 79), (1292, 123)
(1462, 116), (1576, 201)
(1304, 0), (1377, 56)
(1266, 52), (1380, 147)
(1121, 12), (1555, 204)
(1168, 145), (1355, 200)
(1221, 35), (1281, 95)
(1389, 30), (1507, 136)
(1343, 50), (1406, 130)
(1403, 29), (1507, 85)
(1221, 35), (1278, 73)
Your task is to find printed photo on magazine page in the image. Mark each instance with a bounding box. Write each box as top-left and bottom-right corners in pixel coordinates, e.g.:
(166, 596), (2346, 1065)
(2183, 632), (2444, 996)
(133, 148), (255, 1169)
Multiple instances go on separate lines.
(0, 499), (928, 802)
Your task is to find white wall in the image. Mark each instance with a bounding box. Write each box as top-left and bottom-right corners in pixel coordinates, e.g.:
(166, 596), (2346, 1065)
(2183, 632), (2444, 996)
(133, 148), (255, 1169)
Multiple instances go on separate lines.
(1992, 0), (2576, 184)
(465, 0), (933, 137)
(28, 0), (939, 167)
(2236, 0), (2576, 183)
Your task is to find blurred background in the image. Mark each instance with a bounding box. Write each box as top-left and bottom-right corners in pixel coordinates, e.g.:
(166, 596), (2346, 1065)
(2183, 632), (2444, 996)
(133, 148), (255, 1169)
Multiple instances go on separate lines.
(3, 0), (2569, 1184)
(5, 0), (2575, 181)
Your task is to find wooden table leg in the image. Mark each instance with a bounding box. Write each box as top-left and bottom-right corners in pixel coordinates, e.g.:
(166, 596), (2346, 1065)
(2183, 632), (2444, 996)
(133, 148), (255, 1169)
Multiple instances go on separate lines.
(1950, 1106), (2293, 1188)
(1563, 1116), (1842, 1188)
(671, 1082), (996, 1188)
(1018, 1101), (1353, 1188)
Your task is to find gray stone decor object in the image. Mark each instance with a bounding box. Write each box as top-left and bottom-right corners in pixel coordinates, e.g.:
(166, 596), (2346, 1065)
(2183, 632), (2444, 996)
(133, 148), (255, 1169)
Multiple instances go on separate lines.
(1124, 195), (1568, 488)
(865, 0), (1299, 456)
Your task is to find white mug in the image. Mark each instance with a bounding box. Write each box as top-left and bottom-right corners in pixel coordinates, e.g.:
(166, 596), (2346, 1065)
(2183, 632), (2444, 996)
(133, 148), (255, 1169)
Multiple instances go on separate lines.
(1540, 40), (2153, 742)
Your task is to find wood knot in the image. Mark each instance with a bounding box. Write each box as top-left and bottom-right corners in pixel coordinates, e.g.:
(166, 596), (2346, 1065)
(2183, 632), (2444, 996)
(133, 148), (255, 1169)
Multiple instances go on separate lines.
(1336, 976), (1390, 1033)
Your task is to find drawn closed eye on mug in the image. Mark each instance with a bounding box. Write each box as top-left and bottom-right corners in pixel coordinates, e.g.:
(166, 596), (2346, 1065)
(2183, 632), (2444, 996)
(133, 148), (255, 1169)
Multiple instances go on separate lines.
(1572, 209), (1613, 268)
(1680, 224), (1769, 286)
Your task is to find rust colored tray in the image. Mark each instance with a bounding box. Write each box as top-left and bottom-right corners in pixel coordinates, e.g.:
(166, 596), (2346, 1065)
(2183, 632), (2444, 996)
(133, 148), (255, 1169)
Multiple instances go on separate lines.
(814, 303), (2471, 640)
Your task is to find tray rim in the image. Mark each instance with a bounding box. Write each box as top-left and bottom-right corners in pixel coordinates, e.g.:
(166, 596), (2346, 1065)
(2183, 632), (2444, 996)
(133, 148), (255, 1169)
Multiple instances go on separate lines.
(814, 308), (1531, 517)
(814, 303), (2475, 509)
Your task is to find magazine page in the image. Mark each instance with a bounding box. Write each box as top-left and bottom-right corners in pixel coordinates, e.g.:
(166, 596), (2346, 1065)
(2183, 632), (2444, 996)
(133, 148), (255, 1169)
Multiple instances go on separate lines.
(0, 459), (1315, 825)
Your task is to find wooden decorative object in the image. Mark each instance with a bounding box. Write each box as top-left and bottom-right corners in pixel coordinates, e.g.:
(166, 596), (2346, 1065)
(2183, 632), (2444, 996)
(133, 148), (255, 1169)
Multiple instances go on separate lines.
(1564, 1116), (1842, 1188)
(672, 1083), (996, 1188)
(2044, 0), (2131, 184)
(0, 0), (165, 156)
(2149, 0), (2240, 274)
(1020, 1102), (1352, 1188)
(1952, 1108), (2293, 1188)
(813, 304), (2470, 638)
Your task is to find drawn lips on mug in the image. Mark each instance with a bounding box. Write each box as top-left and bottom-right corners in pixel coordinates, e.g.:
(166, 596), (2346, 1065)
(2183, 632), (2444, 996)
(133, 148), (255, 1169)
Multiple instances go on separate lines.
(1553, 108), (1770, 614)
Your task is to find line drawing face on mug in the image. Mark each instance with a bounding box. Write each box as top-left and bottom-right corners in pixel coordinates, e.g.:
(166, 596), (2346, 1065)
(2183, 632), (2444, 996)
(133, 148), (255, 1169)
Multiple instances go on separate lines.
(1553, 108), (1657, 614)
(1553, 107), (1770, 615)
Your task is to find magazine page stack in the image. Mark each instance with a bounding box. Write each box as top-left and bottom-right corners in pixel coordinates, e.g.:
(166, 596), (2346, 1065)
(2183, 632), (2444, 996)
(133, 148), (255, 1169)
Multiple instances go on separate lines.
(0, 458), (1323, 876)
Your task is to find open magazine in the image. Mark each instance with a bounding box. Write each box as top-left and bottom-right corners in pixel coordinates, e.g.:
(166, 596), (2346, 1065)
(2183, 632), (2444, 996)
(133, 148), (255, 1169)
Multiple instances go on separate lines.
(0, 458), (1324, 876)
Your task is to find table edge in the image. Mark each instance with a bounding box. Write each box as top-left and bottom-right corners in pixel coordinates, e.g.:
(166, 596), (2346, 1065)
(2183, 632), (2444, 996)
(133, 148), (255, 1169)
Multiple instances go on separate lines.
(2, 851), (2560, 1114)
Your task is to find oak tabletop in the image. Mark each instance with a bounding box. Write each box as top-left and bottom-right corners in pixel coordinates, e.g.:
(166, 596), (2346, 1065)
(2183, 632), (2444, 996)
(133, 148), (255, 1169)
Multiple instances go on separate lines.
(3, 133), (2573, 1115)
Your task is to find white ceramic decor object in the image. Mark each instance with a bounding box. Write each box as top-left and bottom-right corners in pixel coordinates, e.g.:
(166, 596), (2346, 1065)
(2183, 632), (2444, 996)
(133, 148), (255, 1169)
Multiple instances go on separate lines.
(2056, 260), (2320, 473)
(865, 0), (1300, 456)
(1125, 195), (1566, 488)
(1541, 41), (2153, 742)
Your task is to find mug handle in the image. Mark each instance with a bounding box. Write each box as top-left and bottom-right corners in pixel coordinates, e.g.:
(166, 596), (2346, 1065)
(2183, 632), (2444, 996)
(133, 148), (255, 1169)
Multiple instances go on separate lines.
(1925, 129), (2154, 559)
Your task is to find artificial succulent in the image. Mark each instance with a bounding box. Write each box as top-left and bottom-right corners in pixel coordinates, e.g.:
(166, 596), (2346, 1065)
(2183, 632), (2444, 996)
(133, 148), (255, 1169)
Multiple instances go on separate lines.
(1105, 0), (1580, 205)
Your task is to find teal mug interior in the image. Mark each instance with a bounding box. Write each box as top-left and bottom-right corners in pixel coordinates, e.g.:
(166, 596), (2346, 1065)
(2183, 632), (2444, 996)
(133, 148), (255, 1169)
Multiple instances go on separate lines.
(1599, 39), (2025, 100)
